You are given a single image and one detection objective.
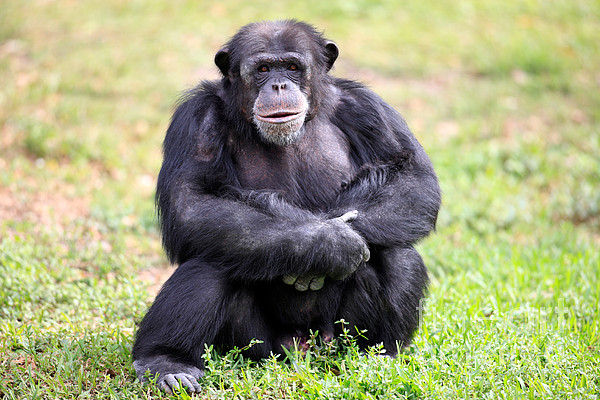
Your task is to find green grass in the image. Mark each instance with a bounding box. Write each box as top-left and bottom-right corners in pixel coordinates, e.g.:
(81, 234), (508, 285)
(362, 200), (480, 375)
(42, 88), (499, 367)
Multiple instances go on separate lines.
(1, 0), (599, 398)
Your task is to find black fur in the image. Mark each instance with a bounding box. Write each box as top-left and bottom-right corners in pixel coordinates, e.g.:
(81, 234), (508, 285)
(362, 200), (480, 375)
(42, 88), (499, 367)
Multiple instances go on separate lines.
(133, 20), (441, 393)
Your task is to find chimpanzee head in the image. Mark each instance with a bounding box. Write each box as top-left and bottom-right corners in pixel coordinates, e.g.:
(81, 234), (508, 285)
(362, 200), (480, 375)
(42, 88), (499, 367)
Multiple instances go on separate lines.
(214, 20), (339, 146)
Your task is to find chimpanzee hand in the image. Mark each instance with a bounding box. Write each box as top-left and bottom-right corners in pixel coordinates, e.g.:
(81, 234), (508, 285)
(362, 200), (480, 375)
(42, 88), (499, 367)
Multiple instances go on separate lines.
(282, 273), (326, 291)
(282, 210), (370, 291)
(324, 210), (370, 279)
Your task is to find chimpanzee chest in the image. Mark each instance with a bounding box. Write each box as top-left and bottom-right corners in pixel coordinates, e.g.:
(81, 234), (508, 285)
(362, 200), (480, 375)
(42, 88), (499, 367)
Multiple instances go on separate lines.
(233, 125), (355, 209)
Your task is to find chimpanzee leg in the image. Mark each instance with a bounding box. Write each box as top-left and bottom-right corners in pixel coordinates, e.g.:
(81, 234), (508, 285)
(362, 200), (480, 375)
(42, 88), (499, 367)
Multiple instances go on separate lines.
(337, 246), (428, 355)
(215, 284), (275, 359)
(132, 258), (272, 393)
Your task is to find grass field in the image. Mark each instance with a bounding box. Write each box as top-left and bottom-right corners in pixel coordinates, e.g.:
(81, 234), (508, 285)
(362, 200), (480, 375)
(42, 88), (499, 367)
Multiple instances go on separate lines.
(1, 1), (599, 399)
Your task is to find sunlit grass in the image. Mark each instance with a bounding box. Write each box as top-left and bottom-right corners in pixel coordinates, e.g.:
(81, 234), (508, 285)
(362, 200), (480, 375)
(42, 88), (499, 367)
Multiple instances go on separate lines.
(1, 0), (599, 398)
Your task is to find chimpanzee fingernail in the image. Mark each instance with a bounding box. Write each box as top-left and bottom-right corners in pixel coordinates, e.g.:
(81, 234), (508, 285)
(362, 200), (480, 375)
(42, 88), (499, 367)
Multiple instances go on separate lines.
(282, 274), (297, 285)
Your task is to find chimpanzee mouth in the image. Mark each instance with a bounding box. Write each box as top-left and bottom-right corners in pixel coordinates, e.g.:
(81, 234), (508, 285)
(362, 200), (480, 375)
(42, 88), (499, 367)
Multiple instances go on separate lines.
(256, 109), (306, 124)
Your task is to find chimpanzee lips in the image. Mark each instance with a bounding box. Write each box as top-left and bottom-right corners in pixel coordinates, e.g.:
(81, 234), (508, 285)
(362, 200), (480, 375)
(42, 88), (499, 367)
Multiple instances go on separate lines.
(256, 109), (306, 124)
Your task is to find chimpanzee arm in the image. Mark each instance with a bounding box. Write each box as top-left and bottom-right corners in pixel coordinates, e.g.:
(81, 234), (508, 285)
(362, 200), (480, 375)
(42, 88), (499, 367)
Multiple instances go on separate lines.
(333, 156), (440, 247)
(156, 91), (368, 282)
(330, 82), (441, 247)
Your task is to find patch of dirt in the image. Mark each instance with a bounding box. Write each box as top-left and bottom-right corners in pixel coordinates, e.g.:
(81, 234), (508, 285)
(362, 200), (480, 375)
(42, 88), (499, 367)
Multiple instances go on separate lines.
(0, 162), (91, 238)
(0, 155), (177, 300)
(137, 265), (176, 299)
(0, 189), (89, 232)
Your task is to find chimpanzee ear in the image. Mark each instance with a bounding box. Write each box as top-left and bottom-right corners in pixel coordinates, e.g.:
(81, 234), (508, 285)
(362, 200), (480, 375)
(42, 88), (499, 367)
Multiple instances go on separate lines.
(324, 41), (339, 72)
(215, 48), (231, 76)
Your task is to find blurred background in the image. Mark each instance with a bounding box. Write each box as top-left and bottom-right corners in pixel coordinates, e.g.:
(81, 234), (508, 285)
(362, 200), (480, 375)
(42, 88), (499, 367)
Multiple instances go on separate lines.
(1, 0), (598, 397)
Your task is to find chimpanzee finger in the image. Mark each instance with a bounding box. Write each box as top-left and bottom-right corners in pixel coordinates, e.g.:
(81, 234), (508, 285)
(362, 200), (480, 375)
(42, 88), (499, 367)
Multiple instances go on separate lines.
(159, 381), (173, 394)
(336, 210), (359, 223)
(309, 275), (325, 290)
(163, 375), (180, 393)
(179, 375), (201, 393)
(282, 274), (299, 285)
(294, 274), (312, 291)
(362, 245), (370, 262)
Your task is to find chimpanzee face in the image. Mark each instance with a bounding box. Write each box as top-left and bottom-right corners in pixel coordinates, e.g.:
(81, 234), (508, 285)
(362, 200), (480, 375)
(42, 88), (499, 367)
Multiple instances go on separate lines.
(214, 21), (338, 146)
(242, 52), (310, 145)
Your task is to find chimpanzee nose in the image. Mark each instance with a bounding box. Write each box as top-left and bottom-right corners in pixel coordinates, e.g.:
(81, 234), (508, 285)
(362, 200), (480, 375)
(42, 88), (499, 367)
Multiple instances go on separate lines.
(272, 82), (287, 91)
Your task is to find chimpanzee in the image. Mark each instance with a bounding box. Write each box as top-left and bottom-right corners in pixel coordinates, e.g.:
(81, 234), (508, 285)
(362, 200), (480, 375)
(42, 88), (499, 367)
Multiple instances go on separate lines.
(133, 20), (441, 393)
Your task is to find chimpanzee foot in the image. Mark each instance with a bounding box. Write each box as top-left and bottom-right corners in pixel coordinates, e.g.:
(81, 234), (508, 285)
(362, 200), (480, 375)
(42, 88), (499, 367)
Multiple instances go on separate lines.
(278, 334), (311, 353)
(159, 372), (202, 394)
(278, 330), (335, 354)
(322, 330), (334, 343)
(134, 355), (203, 393)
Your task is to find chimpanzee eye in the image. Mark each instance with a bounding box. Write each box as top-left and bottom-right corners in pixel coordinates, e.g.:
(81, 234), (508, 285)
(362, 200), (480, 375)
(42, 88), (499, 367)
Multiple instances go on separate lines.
(288, 64), (298, 71)
(258, 65), (269, 73)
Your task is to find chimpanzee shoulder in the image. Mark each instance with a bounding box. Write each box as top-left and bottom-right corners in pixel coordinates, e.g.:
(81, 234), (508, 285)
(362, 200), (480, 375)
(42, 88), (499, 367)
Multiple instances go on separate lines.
(328, 77), (415, 166)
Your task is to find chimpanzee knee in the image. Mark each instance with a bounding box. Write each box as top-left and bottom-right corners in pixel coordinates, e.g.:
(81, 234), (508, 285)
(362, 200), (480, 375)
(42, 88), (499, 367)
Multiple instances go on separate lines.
(214, 285), (274, 359)
(133, 259), (229, 367)
(337, 246), (427, 353)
